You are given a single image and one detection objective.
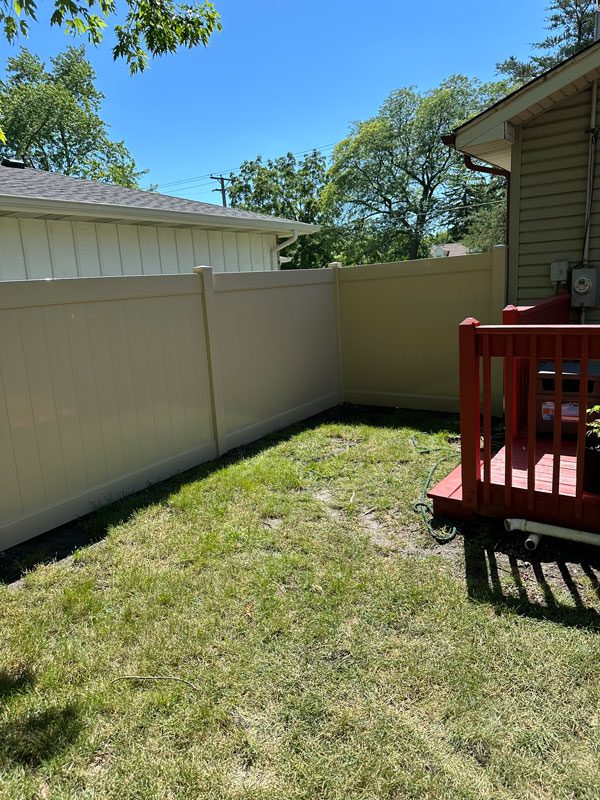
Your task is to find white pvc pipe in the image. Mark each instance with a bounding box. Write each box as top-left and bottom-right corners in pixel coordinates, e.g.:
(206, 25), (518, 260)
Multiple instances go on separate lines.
(505, 518), (600, 547)
(524, 532), (541, 552)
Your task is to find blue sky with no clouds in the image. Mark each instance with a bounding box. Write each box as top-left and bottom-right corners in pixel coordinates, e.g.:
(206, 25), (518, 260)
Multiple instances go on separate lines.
(0, 0), (549, 202)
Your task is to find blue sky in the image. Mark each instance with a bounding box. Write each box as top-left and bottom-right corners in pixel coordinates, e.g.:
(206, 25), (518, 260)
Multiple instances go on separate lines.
(1, 0), (549, 202)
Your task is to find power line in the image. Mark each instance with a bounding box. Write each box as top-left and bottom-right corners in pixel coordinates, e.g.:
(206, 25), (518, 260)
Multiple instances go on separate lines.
(153, 142), (338, 192)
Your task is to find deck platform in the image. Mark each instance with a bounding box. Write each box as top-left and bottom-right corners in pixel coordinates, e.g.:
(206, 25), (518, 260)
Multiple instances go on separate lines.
(429, 436), (600, 534)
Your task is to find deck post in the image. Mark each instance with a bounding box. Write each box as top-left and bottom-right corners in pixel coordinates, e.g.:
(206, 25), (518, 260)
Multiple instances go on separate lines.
(459, 318), (481, 511)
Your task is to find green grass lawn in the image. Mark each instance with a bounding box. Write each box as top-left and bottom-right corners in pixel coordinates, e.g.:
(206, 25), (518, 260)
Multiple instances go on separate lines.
(2, 406), (600, 800)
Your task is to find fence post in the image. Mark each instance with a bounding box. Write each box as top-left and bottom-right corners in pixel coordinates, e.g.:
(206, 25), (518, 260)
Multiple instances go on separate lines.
(330, 263), (344, 405)
(459, 318), (481, 511)
(193, 266), (227, 456)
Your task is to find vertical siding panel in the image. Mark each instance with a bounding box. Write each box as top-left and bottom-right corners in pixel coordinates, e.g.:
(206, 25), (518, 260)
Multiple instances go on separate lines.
(262, 235), (273, 271)
(105, 299), (143, 474)
(0, 219), (27, 280)
(117, 225), (143, 275)
(0, 309), (46, 512)
(207, 230), (225, 271)
(191, 229), (211, 266)
(0, 368), (24, 521)
(250, 234), (264, 271)
(138, 226), (161, 274)
(236, 233), (252, 272)
(20, 219), (53, 278)
(18, 307), (68, 504)
(157, 227), (178, 273)
(73, 222), (101, 277)
(222, 232), (239, 272)
(47, 221), (78, 278)
(86, 302), (126, 477)
(66, 303), (108, 487)
(42, 305), (88, 496)
(175, 228), (195, 272)
(97, 223), (123, 276)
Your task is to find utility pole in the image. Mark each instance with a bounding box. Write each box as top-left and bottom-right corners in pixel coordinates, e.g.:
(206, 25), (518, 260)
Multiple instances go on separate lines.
(210, 174), (231, 207)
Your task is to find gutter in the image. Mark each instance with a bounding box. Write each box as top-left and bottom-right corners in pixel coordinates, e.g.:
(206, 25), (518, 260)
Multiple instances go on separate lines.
(0, 194), (322, 236)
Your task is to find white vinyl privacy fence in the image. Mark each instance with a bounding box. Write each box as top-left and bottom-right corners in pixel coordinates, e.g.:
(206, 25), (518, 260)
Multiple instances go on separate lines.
(0, 248), (504, 549)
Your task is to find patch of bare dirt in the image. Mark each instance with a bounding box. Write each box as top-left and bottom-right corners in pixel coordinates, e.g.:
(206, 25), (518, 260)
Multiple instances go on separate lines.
(262, 517), (283, 530)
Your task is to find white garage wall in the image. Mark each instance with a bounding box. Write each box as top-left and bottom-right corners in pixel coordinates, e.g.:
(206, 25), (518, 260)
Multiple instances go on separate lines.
(0, 218), (277, 280)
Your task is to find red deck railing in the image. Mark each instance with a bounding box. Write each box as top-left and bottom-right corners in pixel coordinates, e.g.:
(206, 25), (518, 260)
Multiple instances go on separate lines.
(459, 315), (600, 531)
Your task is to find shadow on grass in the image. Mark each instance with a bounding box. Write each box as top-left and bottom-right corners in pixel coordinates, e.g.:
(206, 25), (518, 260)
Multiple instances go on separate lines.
(463, 526), (600, 631)
(0, 404), (459, 585)
(0, 704), (82, 768)
(0, 665), (35, 699)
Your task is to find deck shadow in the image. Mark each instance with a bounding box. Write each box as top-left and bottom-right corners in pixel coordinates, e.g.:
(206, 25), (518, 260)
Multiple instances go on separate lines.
(0, 404), (458, 585)
(463, 527), (600, 631)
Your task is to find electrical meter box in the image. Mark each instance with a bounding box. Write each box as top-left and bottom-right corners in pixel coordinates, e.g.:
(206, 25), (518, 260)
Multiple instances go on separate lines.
(571, 267), (599, 308)
(537, 360), (600, 434)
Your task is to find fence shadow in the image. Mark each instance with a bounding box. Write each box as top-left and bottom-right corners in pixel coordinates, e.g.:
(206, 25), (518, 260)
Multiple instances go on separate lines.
(462, 526), (600, 631)
(0, 404), (458, 585)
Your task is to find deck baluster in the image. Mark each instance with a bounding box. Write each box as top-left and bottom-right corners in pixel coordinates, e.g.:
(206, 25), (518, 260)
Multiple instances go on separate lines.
(482, 334), (492, 504)
(527, 335), (538, 511)
(459, 318), (481, 511)
(552, 335), (564, 512)
(576, 337), (589, 517)
(504, 335), (515, 506)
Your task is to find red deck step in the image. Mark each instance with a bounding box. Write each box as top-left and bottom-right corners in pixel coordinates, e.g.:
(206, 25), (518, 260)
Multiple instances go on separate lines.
(428, 436), (600, 533)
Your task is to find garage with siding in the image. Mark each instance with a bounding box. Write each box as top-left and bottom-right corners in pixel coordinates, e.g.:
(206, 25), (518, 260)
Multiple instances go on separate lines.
(0, 164), (319, 279)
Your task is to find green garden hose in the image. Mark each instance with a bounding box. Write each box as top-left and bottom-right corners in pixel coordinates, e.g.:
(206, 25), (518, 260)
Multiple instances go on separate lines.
(411, 434), (460, 544)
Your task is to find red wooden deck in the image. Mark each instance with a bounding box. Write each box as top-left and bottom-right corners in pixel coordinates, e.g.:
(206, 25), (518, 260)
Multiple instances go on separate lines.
(429, 295), (600, 536)
(429, 437), (600, 533)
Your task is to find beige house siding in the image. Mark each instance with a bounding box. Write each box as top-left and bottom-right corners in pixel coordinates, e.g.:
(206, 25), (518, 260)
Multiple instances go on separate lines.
(0, 218), (277, 279)
(512, 86), (600, 320)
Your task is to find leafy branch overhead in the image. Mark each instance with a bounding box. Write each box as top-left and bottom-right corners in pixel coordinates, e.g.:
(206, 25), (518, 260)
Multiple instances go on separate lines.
(0, 0), (221, 74)
(497, 0), (595, 83)
(0, 47), (148, 186)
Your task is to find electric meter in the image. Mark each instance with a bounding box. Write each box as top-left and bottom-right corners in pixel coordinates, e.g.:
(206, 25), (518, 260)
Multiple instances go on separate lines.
(571, 267), (599, 308)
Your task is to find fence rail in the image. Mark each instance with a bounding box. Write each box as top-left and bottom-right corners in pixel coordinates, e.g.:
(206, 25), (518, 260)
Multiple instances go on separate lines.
(0, 248), (506, 549)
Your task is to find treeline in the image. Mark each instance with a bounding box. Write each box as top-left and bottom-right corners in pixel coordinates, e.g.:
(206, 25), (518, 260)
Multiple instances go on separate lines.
(0, 1), (595, 266)
(228, 1), (597, 267)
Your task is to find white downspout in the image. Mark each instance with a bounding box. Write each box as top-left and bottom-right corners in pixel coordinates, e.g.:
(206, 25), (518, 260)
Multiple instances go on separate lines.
(271, 232), (298, 268)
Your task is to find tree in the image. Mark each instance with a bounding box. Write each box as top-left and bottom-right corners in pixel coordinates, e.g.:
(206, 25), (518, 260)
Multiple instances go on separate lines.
(0, 46), (147, 186)
(0, 0), (221, 75)
(462, 202), (507, 253)
(228, 151), (340, 269)
(497, 1), (595, 84)
(442, 171), (507, 243)
(325, 76), (510, 261)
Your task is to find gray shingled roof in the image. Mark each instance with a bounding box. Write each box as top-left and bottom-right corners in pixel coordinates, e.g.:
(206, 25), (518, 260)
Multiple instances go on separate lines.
(0, 165), (319, 233)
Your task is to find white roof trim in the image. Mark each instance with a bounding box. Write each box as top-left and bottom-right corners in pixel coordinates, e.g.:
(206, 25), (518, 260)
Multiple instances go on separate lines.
(453, 42), (600, 171)
(0, 194), (321, 235)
